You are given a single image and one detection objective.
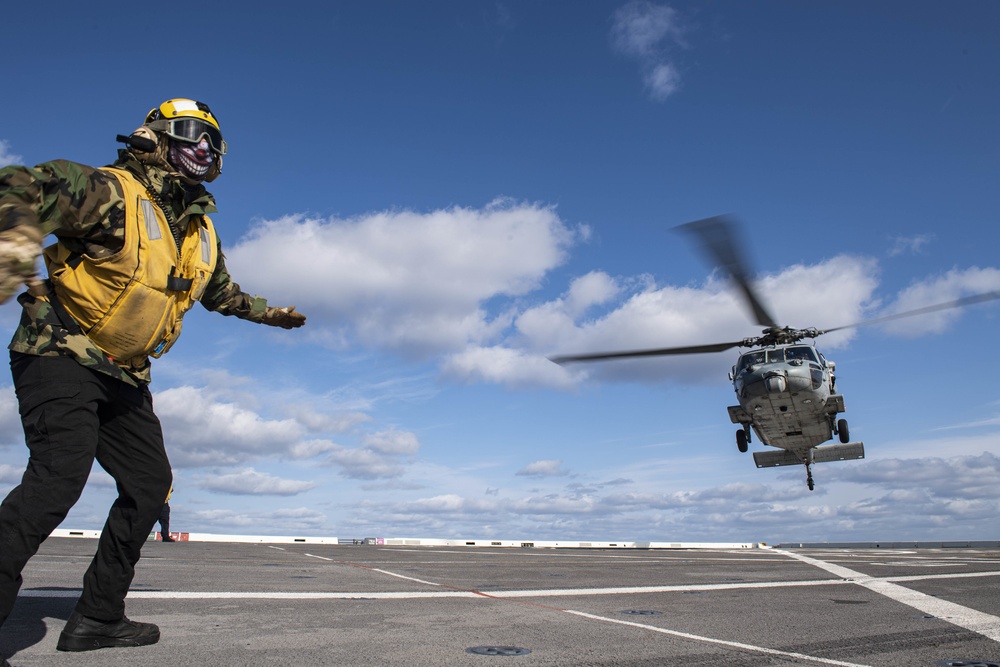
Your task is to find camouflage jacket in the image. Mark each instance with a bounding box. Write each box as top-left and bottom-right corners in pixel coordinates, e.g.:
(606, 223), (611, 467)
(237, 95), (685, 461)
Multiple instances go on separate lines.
(0, 153), (268, 385)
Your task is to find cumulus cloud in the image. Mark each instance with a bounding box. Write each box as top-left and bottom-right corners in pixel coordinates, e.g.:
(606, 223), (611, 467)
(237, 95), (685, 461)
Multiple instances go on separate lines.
(611, 1), (687, 101)
(485, 254), (879, 387)
(828, 452), (999, 500)
(199, 467), (318, 496)
(225, 200), (580, 356)
(339, 452), (999, 542)
(874, 267), (1000, 337)
(155, 386), (307, 467)
(362, 427), (420, 456)
(152, 384), (424, 480)
(442, 345), (574, 389)
(190, 506), (327, 535)
(0, 463), (22, 484)
(887, 234), (934, 257)
(516, 459), (570, 477)
(322, 427), (421, 479)
(0, 387), (23, 448)
(0, 140), (22, 168)
(219, 194), (992, 394)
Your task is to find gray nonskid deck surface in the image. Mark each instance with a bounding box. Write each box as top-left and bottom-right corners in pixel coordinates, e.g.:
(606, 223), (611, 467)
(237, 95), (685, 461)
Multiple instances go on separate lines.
(2, 538), (998, 666)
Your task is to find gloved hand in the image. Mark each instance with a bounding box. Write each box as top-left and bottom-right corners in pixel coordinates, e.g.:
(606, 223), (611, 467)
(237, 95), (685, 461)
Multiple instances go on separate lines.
(0, 225), (43, 304)
(261, 305), (306, 329)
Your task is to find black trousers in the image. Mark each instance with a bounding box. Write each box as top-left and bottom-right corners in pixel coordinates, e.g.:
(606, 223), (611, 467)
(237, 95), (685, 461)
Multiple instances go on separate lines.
(0, 353), (171, 626)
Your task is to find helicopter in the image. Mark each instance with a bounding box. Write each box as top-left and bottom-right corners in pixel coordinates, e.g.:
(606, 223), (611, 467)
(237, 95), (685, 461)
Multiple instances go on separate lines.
(551, 215), (1000, 490)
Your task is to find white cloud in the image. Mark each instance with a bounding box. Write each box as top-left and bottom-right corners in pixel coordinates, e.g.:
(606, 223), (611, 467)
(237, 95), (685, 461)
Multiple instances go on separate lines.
(155, 386), (306, 467)
(644, 62), (682, 101)
(0, 140), (22, 168)
(189, 506), (327, 535)
(875, 267), (1000, 336)
(516, 254), (879, 386)
(0, 387), (23, 448)
(288, 439), (343, 459)
(324, 445), (407, 479)
(339, 452), (999, 542)
(0, 463), (22, 484)
(226, 200), (579, 355)
(153, 384), (423, 480)
(199, 467), (318, 496)
(362, 427), (420, 456)
(611, 1), (682, 58)
(322, 430), (420, 480)
(564, 271), (621, 318)
(516, 459), (570, 477)
(610, 1), (686, 101)
(442, 345), (574, 389)
(887, 234), (934, 257)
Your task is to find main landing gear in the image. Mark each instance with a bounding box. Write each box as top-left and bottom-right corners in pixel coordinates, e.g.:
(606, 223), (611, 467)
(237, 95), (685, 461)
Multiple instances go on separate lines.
(736, 426), (751, 453)
(837, 418), (850, 443)
(804, 461), (815, 491)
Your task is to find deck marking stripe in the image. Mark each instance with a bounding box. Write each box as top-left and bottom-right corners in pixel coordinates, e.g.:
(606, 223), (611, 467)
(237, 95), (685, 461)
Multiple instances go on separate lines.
(565, 610), (872, 667)
(368, 568), (443, 587)
(328, 558), (447, 587)
(324, 555), (872, 663)
(774, 549), (1000, 642)
(122, 591), (477, 599)
(43, 567), (988, 602)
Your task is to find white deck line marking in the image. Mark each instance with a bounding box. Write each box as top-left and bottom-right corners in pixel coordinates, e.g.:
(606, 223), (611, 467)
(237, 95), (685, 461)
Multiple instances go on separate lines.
(124, 591), (477, 599)
(565, 610), (873, 667)
(380, 548), (789, 562)
(26, 579), (843, 601)
(486, 578), (846, 597)
(353, 557), (872, 665)
(18, 565), (975, 602)
(368, 568), (443, 587)
(307, 555), (447, 587)
(885, 571), (1000, 583)
(774, 549), (1000, 642)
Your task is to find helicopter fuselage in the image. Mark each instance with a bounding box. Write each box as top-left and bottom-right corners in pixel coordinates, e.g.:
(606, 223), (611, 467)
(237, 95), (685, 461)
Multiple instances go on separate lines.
(727, 343), (842, 450)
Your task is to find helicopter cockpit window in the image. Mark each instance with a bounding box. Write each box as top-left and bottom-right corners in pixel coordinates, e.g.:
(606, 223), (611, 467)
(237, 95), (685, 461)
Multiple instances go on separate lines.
(766, 349), (785, 363)
(737, 351), (765, 373)
(786, 346), (818, 362)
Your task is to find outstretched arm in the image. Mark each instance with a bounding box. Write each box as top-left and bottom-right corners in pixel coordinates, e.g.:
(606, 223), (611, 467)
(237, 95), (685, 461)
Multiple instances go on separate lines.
(199, 245), (306, 328)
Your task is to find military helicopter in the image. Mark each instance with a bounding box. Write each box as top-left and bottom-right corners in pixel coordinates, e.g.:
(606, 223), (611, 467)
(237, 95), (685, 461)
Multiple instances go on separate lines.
(552, 215), (1000, 490)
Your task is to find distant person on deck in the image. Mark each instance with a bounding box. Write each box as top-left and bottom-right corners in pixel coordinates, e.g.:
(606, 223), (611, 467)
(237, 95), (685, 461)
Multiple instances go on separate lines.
(159, 486), (174, 542)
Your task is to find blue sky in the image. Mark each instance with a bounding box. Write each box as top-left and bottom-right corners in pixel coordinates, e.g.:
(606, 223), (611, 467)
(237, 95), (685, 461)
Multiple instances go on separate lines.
(1, 1), (998, 544)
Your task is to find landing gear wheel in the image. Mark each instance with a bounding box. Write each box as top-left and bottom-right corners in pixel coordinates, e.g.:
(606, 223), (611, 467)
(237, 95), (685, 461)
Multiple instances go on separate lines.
(805, 462), (815, 491)
(837, 418), (850, 443)
(736, 429), (748, 453)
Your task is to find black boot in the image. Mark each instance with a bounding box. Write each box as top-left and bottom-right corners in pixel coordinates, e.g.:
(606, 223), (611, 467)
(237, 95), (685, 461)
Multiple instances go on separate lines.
(161, 534), (175, 542)
(56, 611), (160, 652)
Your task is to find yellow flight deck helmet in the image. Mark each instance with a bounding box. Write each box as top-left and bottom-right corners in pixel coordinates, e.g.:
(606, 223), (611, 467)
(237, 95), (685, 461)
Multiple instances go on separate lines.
(144, 98), (227, 156)
(124, 98), (226, 183)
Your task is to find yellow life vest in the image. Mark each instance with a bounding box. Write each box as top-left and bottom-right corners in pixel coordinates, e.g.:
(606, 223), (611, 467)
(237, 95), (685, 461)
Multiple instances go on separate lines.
(44, 167), (218, 363)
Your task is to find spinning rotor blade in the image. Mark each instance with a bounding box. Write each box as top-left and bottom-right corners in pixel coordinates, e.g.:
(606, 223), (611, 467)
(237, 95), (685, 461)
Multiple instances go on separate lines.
(676, 215), (780, 329)
(817, 289), (1000, 336)
(551, 340), (744, 364)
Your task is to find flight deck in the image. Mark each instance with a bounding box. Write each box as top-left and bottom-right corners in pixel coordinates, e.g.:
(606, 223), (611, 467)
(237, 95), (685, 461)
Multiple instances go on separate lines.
(2, 537), (998, 666)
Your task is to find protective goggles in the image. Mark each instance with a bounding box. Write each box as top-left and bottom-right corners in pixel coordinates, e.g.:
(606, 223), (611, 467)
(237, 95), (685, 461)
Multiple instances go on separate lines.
(161, 118), (227, 155)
